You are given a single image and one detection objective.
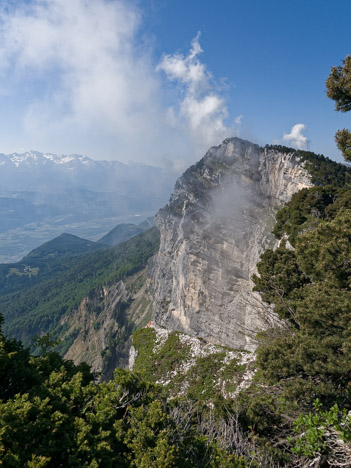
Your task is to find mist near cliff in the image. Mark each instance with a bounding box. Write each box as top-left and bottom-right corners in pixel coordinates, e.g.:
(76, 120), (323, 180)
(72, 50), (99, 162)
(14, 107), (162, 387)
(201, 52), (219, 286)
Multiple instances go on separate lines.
(0, 151), (176, 263)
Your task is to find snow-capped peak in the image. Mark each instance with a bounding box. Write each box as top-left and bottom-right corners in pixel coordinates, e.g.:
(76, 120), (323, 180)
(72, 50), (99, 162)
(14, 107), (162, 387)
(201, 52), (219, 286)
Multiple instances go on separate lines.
(1, 151), (98, 168)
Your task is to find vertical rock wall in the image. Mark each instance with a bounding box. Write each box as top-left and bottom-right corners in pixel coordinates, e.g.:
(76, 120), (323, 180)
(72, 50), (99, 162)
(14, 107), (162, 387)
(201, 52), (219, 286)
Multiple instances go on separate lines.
(150, 138), (313, 350)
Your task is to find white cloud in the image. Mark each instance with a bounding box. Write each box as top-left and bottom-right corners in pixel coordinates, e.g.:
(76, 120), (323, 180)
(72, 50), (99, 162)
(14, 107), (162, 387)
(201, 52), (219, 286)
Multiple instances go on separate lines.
(157, 33), (232, 156)
(0, 2), (234, 168)
(0, 0), (166, 162)
(235, 114), (243, 125)
(283, 123), (309, 149)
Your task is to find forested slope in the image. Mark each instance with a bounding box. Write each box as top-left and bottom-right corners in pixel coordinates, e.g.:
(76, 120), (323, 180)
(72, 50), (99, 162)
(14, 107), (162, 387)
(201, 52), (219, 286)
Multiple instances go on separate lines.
(0, 228), (160, 350)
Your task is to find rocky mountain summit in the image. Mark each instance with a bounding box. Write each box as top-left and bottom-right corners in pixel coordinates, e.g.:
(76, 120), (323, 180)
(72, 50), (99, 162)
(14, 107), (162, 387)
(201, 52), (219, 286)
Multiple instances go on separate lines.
(151, 138), (313, 350)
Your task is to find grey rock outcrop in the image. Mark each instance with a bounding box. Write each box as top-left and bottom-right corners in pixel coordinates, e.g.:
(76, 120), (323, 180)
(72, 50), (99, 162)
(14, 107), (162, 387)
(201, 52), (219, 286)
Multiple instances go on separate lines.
(62, 269), (153, 380)
(150, 138), (313, 350)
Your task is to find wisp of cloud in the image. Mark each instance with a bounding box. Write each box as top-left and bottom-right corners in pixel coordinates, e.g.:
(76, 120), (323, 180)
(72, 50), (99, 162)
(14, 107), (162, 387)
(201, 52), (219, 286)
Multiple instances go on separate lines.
(157, 33), (232, 158)
(0, 1), (233, 168)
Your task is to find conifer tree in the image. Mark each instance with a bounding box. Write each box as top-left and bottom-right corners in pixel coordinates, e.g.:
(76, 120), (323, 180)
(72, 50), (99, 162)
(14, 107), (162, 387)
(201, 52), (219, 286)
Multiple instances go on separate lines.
(326, 55), (351, 160)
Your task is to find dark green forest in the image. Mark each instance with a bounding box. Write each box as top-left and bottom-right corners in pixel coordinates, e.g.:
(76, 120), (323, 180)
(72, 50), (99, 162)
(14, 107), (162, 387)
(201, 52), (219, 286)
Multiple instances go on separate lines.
(0, 228), (160, 349)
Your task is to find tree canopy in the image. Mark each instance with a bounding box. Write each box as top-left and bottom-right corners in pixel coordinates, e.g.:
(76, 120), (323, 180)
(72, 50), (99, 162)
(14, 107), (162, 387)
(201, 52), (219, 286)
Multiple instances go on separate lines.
(0, 316), (254, 467)
(326, 55), (351, 160)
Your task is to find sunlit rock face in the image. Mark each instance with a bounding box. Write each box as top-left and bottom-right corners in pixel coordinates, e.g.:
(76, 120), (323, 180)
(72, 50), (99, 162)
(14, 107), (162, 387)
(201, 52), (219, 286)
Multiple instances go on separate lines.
(150, 138), (312, 350)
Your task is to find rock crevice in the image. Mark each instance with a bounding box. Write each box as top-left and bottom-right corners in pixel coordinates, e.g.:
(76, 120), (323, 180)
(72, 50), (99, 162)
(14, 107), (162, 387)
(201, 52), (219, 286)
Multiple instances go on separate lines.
(150, 138), (313, 350)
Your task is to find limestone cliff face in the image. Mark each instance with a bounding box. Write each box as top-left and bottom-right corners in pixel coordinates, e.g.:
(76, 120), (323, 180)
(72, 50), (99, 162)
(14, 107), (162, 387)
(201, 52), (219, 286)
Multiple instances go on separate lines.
(61, 269), (152, 380)
(151, 138), (313, 350)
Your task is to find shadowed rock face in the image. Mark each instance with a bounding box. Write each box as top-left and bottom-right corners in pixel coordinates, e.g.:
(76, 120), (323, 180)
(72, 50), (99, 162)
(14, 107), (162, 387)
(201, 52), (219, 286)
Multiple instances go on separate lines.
(62, 269), (153, 380)
(150, 138), (313, 350)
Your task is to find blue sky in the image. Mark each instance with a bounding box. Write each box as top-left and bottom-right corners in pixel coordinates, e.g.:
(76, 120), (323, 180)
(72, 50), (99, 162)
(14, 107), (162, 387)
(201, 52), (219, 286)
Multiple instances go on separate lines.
(0, 0), (349, 166)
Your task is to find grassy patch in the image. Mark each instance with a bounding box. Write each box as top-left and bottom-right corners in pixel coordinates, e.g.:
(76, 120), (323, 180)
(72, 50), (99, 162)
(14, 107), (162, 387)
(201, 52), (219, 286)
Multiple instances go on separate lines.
(132, 328), (157, 378)
(186, 352), (226, 400)
(153, 332), (191, 377)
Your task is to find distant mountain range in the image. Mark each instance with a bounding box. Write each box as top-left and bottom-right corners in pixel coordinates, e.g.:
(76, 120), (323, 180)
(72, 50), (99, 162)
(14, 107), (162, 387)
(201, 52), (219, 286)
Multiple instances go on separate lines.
(0, 151), (175, 262)
(0, 151), (172, 193)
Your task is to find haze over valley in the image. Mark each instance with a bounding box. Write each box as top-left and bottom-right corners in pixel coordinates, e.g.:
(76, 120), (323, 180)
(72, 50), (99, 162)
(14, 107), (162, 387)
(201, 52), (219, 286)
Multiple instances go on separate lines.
(0, 150), (175, 262)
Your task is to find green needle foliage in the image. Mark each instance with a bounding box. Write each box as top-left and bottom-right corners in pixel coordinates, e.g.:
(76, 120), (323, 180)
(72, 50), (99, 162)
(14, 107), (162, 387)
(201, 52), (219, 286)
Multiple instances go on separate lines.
(336, 128), (351, 161)
(254, 207), (351, 401)
(326, 55), (351, 113)
(326, 54), (351, 161)
(248, 163), (351, 463)
(0, 316), (253, 467)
